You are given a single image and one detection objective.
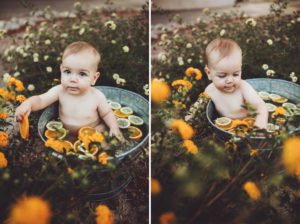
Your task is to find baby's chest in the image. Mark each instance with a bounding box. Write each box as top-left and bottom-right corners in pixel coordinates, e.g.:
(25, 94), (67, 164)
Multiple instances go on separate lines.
(213, 94), (245, 113)
(59, 99), (98, 116)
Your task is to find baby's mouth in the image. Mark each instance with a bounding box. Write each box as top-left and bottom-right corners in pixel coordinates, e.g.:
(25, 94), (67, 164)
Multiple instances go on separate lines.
(67, 87), (79, 91)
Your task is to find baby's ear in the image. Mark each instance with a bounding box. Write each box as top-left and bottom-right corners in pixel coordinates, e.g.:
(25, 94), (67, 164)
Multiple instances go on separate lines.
(204, 65), (212, 80)
(92, 72), (100, 85)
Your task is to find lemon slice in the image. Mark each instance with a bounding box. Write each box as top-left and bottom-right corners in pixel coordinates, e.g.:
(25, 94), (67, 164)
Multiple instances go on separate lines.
(282, 102), (297, 110)
(114, 109), (128, 118)
(128, 126), (143, 140)
(46, 121), (63, 131)
(273, 97), (288, 103)
(269, 94), (281, 100)
(106, 99), (112, 104)
(258, 91), (270, 100)
(266, 103), (277, 112)
(215, 117), (232, 127)
(266, 123), (279, 133)
(117, 118), (130, 129)
(120, 107), (133, 115)
(292, 108), (300, 115)
(128, 115), (144, 126)
(109, 101), (121, 110)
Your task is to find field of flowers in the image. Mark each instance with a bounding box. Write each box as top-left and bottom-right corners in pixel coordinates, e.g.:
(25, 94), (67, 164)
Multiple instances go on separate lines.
(0, 2), (148, 223)
(151, 1), (300, 223)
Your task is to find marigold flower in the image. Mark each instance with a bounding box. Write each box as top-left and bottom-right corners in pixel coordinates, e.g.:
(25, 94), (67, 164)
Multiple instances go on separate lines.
(250, 149), (258, 157)
(199, 91), (210, 99)
(151, 178), (161, 195)
(282, 137), (300, 178)
(67, 167), (74, 174)
(171, 119), (195, 140)
(159, 211), (176, 224)
(185, 67), (202, 80)
(7, 196), (51, 224)
(0, 131), (9, 148)
(0, 152), (8, 168)
(151, 79), (171, 104)
(243, 181), (261, 201)
(6, 77), (24, 92)
(98, 152), (109, 165)
(0, 88), (16, 101)
(95, 204), (114, 224)
(275, 106), (286, 115)
(0, 112), (9, 119)
(16, 94), (26, 103)
(183, 140), (198, 154)
(172, 100), (186, 109)
(171, 79), (193, 91)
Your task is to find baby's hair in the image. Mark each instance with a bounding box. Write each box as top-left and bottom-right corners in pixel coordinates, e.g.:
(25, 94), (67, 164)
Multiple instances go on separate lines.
(204, 38), (241, 67)
(62, 41), (101, 69)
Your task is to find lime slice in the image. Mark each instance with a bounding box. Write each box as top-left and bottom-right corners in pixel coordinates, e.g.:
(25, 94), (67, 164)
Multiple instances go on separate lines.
(282, 102), (297, 110)
(106, 99), (112, 104)
(128, 115), (144, 126)
(266, 103), (277, 112)
(273, 97), (288, 103)
(46, 121), (63, 131)
(215, 117), (232, 127)
(269, 94), (281, 100)
(266, 123), (279, 133)
(117, 118), (130, 129)
(109, 101), (121, 110)
(120, 107), (133, 115)
(292, 108), (300, 115)
(258, 91), (270, 100)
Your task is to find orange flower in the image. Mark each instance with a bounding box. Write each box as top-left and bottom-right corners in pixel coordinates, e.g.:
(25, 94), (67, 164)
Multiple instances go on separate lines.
(243, 181), (261, 201)
(0, 88), (16, 101)
(159, 211), (176, 224)
(0, 131), (9, 148)
(95, 204), (114, 224)
(7, 196), (52, 224)
(171, 79), (192, 91)
(183, 140), (198, 154)
(199, 91), (210, 99)
(282, 137), (300, 178)
(0, 152), (8, 168)
(275, 106), (286, 115)
(171, 119), (195, 140)
(67, 167), (74, 174)
(151, 79), (171, 104)
(0, 112), (9, 119)
(98, 152), (109, 165)
(172, 100), (186, 109)
(185, 67), (202, 80)
(151, 178), (161, 195)
(6, 77), (24, 92)
(16, 94), (26, 103)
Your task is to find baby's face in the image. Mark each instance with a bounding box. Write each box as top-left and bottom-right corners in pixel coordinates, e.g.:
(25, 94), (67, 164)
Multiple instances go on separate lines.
(207, 48), (242, 93)
(60, 51), (99, 95)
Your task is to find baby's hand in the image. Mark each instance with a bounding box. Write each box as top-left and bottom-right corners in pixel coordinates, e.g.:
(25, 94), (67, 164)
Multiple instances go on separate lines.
(15, 101), (31, 122)
(109, 127), (125, 143)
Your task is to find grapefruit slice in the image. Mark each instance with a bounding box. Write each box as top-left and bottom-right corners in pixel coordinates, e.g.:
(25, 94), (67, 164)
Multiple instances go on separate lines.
(19, 114), (29, 141)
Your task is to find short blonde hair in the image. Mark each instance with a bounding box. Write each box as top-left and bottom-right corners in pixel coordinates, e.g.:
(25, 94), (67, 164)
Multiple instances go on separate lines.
(204, 38), (241, 67)
(62, 41), (101, 70)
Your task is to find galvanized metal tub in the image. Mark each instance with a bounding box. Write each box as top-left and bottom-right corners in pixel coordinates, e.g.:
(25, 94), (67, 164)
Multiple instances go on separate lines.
(206, 78), (300, 142)
(38, 86), (149, 161)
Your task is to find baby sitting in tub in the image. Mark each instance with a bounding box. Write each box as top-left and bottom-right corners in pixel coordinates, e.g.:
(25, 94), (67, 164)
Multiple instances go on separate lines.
(204, 38), (268, 129)
(15, 41), (123, 140)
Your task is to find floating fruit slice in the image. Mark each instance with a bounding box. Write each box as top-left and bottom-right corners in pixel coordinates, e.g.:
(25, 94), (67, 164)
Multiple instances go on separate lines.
(243, 117), (256, 127)
(109, 101), (121, 110)
(266, 123), (279, 133)
(114, 109), (129, 118)
(78, 126), (96, 136)
(215, 117), (232, 127)
(45, 128), (67, 140)
(266, 103), (277, 112)
(128, 115), (144, 126)
(276, 117), (286, 124)
(46, 121), (63, 131)
(89, 144), (100, 155)
(19, 114), (29, 141)
(73, 140), (83, 152)
(273, 97), (288, 103)
(258, 91), (270, 100)
(292, 108), (300, 115)
(106, 99), (112, 104)
(120, 107), (133, 115)
(117, 118), (130, 129)
(128, 126), (143, 140)
(269, 94), (281, 100)
(282, 102), (297, 110)
(62, 141), (73, 153)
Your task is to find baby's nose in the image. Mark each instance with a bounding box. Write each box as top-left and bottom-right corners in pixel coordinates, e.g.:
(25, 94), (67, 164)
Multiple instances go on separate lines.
(226, 76), (233, 83)
(69, 73), (78, 82)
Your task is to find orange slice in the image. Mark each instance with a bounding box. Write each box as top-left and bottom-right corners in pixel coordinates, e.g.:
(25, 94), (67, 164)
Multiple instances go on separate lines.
(273, 97), (288, 104)
(19, 114), (29, 141)
(89, 143), (100, 155)
(45, 129), (67, 140)
(128, 126), (143, 140)
(114, 109), (129, 118)
(78, 126), (96, 136)
(243, 117), (256, 127)
(73, 140), (83, 152)
(61, 141), (73, 153)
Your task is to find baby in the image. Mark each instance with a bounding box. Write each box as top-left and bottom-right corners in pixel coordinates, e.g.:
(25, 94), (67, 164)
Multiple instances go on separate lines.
(204, 38), (268, 129)
(15, 41), (123, 139)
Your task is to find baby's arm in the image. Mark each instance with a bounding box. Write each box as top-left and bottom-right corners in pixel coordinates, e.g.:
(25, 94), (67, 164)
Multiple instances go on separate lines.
(15, 85), (61, 122)
(241, 81), (268, 129)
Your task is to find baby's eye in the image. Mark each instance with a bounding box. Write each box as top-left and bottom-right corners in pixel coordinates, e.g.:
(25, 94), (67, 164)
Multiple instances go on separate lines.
(79, 72), (88, 77)
(218, 74), (226, 78)
(233, 73), (239, 76)
(63, 70), (71, 74)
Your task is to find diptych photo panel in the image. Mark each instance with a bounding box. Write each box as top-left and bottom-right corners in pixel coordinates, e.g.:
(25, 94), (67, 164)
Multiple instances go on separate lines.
(1, 0), (300, 223)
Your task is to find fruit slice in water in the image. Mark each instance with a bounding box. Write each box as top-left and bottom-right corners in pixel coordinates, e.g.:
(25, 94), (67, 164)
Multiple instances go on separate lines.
(282, 102), (297, 110)
(266, 123), (279, 133)
(19, 114), (29, 141)
(215, 117), (232, 127)
(120, 107), (133, 115)
(109, 101), (121, 110)
(258, 91), (270, 100)
(89, 144), (100, 155)
(114, 109), (129, 118)
(243, 117), (255, 127)
(78, 127), (96, 136)
(46, 121), (63, 131)
(45, 128), (67, 140)
(128, 126), (143, 140)
(128, 115), (144, 126)
(269, 94), (281, 100)
(273, 97), (288, 103)
(266, 103), (277, 112)
(117, 118), (130, 129)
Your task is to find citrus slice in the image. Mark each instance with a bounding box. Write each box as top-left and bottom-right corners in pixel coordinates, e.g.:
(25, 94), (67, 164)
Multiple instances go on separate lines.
(89, 144), (100, 155)
(61, 140), (73, 153)
(45, 128), (67, 140)
(258, 91), (270, 100)
(276, 117), (286, 124)
(273, 97), (288, 103)
(109, 101), (121, 110)
(120, 107), (133, 115)
(266, 123), (279, 133)
(282, 102), (297, 110)
(78, 126), (96, 136)
(128, 115), (144, 126)
(215, 117), (232, 127)
(19, 114), (29, 141)
(128, 126), (143, 140)
(117, 118), (130, 129)
(269, 94), (281, 100)
(243, 117), (255, 127)
(106, 100), (112, 104)
(73, 140), (83, 152)
(266, 103), (277, 112)
(114, 109), (129, 118)
(46, 121), (63, 131)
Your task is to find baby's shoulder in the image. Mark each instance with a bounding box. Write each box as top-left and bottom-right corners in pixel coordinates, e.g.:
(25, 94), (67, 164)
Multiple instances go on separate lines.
(205, 83), (217, 95)
(91, 87), (107, 100)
